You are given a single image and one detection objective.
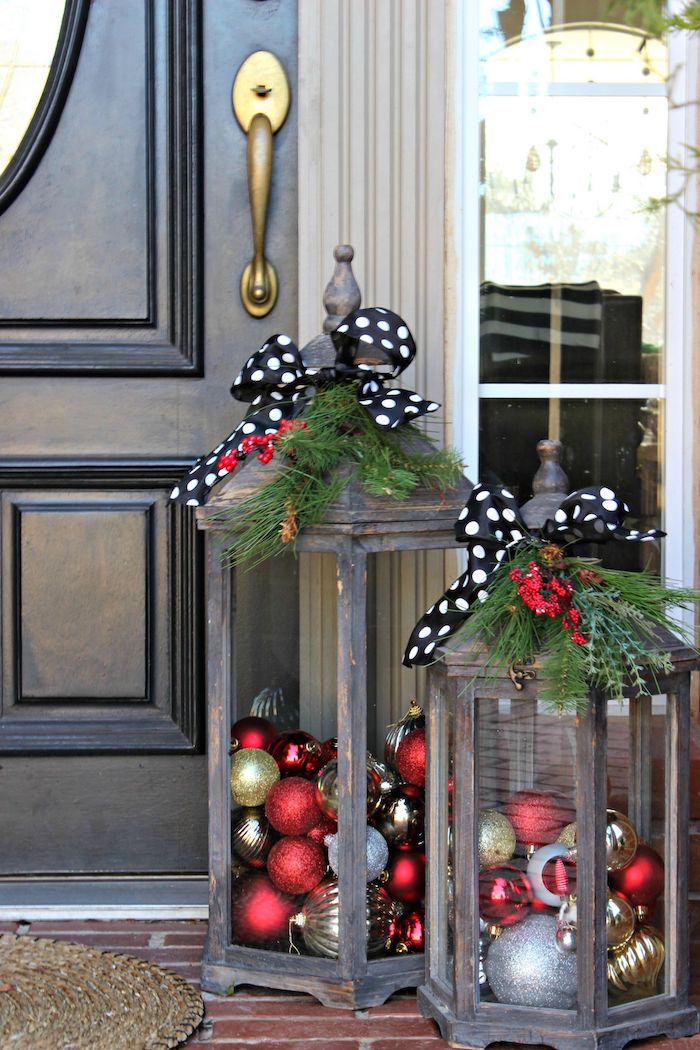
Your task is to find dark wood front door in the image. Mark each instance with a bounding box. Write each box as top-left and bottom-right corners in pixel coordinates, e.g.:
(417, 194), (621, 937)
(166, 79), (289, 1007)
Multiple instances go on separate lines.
(0, 0), (297, 899)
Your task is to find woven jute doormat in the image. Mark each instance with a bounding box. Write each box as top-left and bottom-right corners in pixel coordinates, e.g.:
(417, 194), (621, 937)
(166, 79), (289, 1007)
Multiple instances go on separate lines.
(0, 933), (203, 1049)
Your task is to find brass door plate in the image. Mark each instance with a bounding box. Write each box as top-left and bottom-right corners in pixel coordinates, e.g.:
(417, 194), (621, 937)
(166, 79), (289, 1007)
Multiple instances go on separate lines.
(232, 51), (290, 134)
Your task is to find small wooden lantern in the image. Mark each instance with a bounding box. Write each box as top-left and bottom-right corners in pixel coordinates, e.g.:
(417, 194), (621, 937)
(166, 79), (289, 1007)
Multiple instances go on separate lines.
(419, 454), (699, 1049)
(198, 247), (470, 1008)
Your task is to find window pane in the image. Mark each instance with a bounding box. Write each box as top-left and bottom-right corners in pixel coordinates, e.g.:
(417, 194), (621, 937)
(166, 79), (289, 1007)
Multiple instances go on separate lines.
(479, 11), (667, 383)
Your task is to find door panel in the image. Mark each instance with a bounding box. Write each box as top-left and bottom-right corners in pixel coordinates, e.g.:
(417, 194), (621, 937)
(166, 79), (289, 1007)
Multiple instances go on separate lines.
(0, 0), (298, 880)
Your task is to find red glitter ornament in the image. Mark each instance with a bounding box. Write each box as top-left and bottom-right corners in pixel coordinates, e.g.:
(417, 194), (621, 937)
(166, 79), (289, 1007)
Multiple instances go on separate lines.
(269, 731), (324, 779)
(479, 864), (533, 926)
(395, 728), (426, 787)
(265, 776), (323, 836)
(230, 715), (276, 753)
(609, 843), (664, 909)
(307, 815), (337, 845)
(392, 908), (424, 952)
(267, 836), (326, 895)
(231, 872), (297, 947)
(503, 789), (575, 849)
(385, 850), (426, 903)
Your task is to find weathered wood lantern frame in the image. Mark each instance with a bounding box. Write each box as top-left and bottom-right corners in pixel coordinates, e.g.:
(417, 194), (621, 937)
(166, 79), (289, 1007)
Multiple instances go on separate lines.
(197, 247), (470, 1008)
(419, 638), (699, 1050)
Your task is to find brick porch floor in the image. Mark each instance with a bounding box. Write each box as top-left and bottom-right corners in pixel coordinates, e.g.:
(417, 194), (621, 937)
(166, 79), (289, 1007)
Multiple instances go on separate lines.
(3, 919), (700, 1049)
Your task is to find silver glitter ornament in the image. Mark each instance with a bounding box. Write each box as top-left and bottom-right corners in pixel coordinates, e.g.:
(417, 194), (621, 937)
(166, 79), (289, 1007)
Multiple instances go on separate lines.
(325, 826), (389, 882)
(485, 913), (577, 1009)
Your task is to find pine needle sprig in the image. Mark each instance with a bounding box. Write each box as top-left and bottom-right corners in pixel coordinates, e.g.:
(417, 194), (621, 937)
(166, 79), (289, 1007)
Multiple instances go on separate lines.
(208, 381), (464, 567)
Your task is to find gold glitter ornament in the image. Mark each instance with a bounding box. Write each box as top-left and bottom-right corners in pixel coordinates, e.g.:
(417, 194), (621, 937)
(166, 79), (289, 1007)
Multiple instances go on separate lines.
(608, 925), (665, 994)
(231, 806), (275, 868)
(605, 810), (638, 872)
(230, 747), (280, 807)
(478, 809), (516, 867)
(557, 822), (577, 848)
(606, 893), (636, 950)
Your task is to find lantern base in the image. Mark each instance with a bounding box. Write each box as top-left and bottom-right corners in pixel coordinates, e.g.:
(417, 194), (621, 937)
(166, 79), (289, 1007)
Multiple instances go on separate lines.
(202, 948), (424, 1009)
(418, 986), (699, 1050)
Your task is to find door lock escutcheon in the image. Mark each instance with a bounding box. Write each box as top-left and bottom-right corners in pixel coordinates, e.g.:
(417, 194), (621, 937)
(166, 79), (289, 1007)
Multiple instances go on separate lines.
(232, 51), (290, 317)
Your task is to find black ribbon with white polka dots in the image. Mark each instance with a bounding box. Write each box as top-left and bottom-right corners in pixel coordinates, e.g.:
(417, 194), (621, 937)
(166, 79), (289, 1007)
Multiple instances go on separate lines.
(403, 483), (665, 667)
(170, 307), (440, 506)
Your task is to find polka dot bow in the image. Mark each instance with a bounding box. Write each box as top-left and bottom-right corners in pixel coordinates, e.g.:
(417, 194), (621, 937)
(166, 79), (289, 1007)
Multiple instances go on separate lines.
(170, 307), (439, 507)
(403, 483), (665, 667)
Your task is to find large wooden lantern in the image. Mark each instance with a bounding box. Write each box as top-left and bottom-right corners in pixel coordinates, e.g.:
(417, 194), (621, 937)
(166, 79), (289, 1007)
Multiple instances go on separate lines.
(196, 247), (470, 1008)
(417, 457), (699, 1049)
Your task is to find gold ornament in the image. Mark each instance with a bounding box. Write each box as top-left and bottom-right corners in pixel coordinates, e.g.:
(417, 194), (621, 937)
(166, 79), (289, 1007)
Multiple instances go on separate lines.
(231, 806), (275, 868)
(314, 758), (381, 819)
(230, 747), (280, 807)
(605, 810), (638, 872)
(478, 809), (516, 867)
(291, 878), (396, 958)
(373, 788), (425, 850)
(608, 925), (664, 994)
(606, 893), (636, 950)
(557, 822), (577, 848)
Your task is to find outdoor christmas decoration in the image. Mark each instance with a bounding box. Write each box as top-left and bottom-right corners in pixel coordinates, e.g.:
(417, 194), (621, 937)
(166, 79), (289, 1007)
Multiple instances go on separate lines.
(197, 246), (470, 1007)
(418, 445), (700, 1049)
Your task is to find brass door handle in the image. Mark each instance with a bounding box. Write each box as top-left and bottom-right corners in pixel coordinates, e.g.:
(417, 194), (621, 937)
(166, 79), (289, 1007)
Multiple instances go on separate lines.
(232, 51), (290, 317)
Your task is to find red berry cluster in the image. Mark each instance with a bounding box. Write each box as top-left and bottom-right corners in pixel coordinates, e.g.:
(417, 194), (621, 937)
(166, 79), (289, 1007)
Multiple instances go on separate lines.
(509, 561), (586, 645)
(216, 419), (307, 475)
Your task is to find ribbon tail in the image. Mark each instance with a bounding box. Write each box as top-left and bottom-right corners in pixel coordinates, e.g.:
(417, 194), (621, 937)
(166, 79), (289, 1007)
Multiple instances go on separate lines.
(357, 382), (440, 430)
(169, 398), (304, 507)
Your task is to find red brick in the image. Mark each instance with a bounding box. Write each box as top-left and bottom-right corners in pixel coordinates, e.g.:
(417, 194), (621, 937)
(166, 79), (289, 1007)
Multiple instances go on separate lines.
(203, 999), (354, 1020)
(163, 931), (208, 945)
(369, 1041), (445, 1050)
(191, 1043), (361, 1049)
(36, 931), (153, 948)
(211, 1017), (438, 1040)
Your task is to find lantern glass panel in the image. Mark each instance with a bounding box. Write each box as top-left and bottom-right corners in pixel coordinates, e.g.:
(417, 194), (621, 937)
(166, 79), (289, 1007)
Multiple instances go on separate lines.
(607, 695), (667, 1008)
(474, 696), (578, 1011)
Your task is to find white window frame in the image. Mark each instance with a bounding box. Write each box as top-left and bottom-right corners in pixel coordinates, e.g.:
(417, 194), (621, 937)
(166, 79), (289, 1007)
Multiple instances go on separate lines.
(449, 2), (697, 607)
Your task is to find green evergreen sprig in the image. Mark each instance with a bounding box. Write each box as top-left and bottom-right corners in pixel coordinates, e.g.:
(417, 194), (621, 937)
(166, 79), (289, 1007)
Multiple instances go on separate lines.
(455, 541), (699, 713)
(207, 382), (463, 568)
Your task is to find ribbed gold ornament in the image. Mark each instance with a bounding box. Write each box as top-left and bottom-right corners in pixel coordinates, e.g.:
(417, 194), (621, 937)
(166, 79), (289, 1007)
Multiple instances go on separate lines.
(608, 925), (664, 994)
(230, 747), (280, 807)
(291, 878), (396, 959)
(231, 806), (275, 868)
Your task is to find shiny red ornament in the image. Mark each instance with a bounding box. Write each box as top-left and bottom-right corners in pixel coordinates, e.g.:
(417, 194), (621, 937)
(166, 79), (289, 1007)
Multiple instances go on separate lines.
(503, 789), (575, 849)
(230, 715), (276, 753)
(269, 730), (324, 778)
(265, 776), (323, 836)
(385, 850), (426, 903)
(395, 728), (426, 787)
(307, 815), (337, 845)
(319, 738), (338, 765)
(479, 864), (533, 926)
(609, 843), (664, 909)
(393, 908), (425, 952)
(542, 855), (577, 900)
(267, 836), (326, 895)
(231, 872), (297, 947)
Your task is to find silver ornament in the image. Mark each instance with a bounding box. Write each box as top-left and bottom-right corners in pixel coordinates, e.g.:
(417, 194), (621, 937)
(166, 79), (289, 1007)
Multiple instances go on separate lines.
(478, 935), (492, 994)
(485, 913), (577, 1009)
(292, 878), (396, 959)
(325, 826), (390, 882)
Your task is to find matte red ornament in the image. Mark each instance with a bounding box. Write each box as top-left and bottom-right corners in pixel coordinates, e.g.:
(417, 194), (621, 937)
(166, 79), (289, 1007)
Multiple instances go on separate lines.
(231, 872), (297, 947)
(479, 864), (533, 926)
(393, 908), (425, 952)
(231, 715), (276, 753)
(307, 815), (337, 845)
(609, 843), (664, 909)
(503, 789), (575, 848)
(269, 731), (324, 778)
(385, 850), (426, 903)
(267, 836), (326, 895)
(395, 728), (426, 787)
(265, 776), (323, 836)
